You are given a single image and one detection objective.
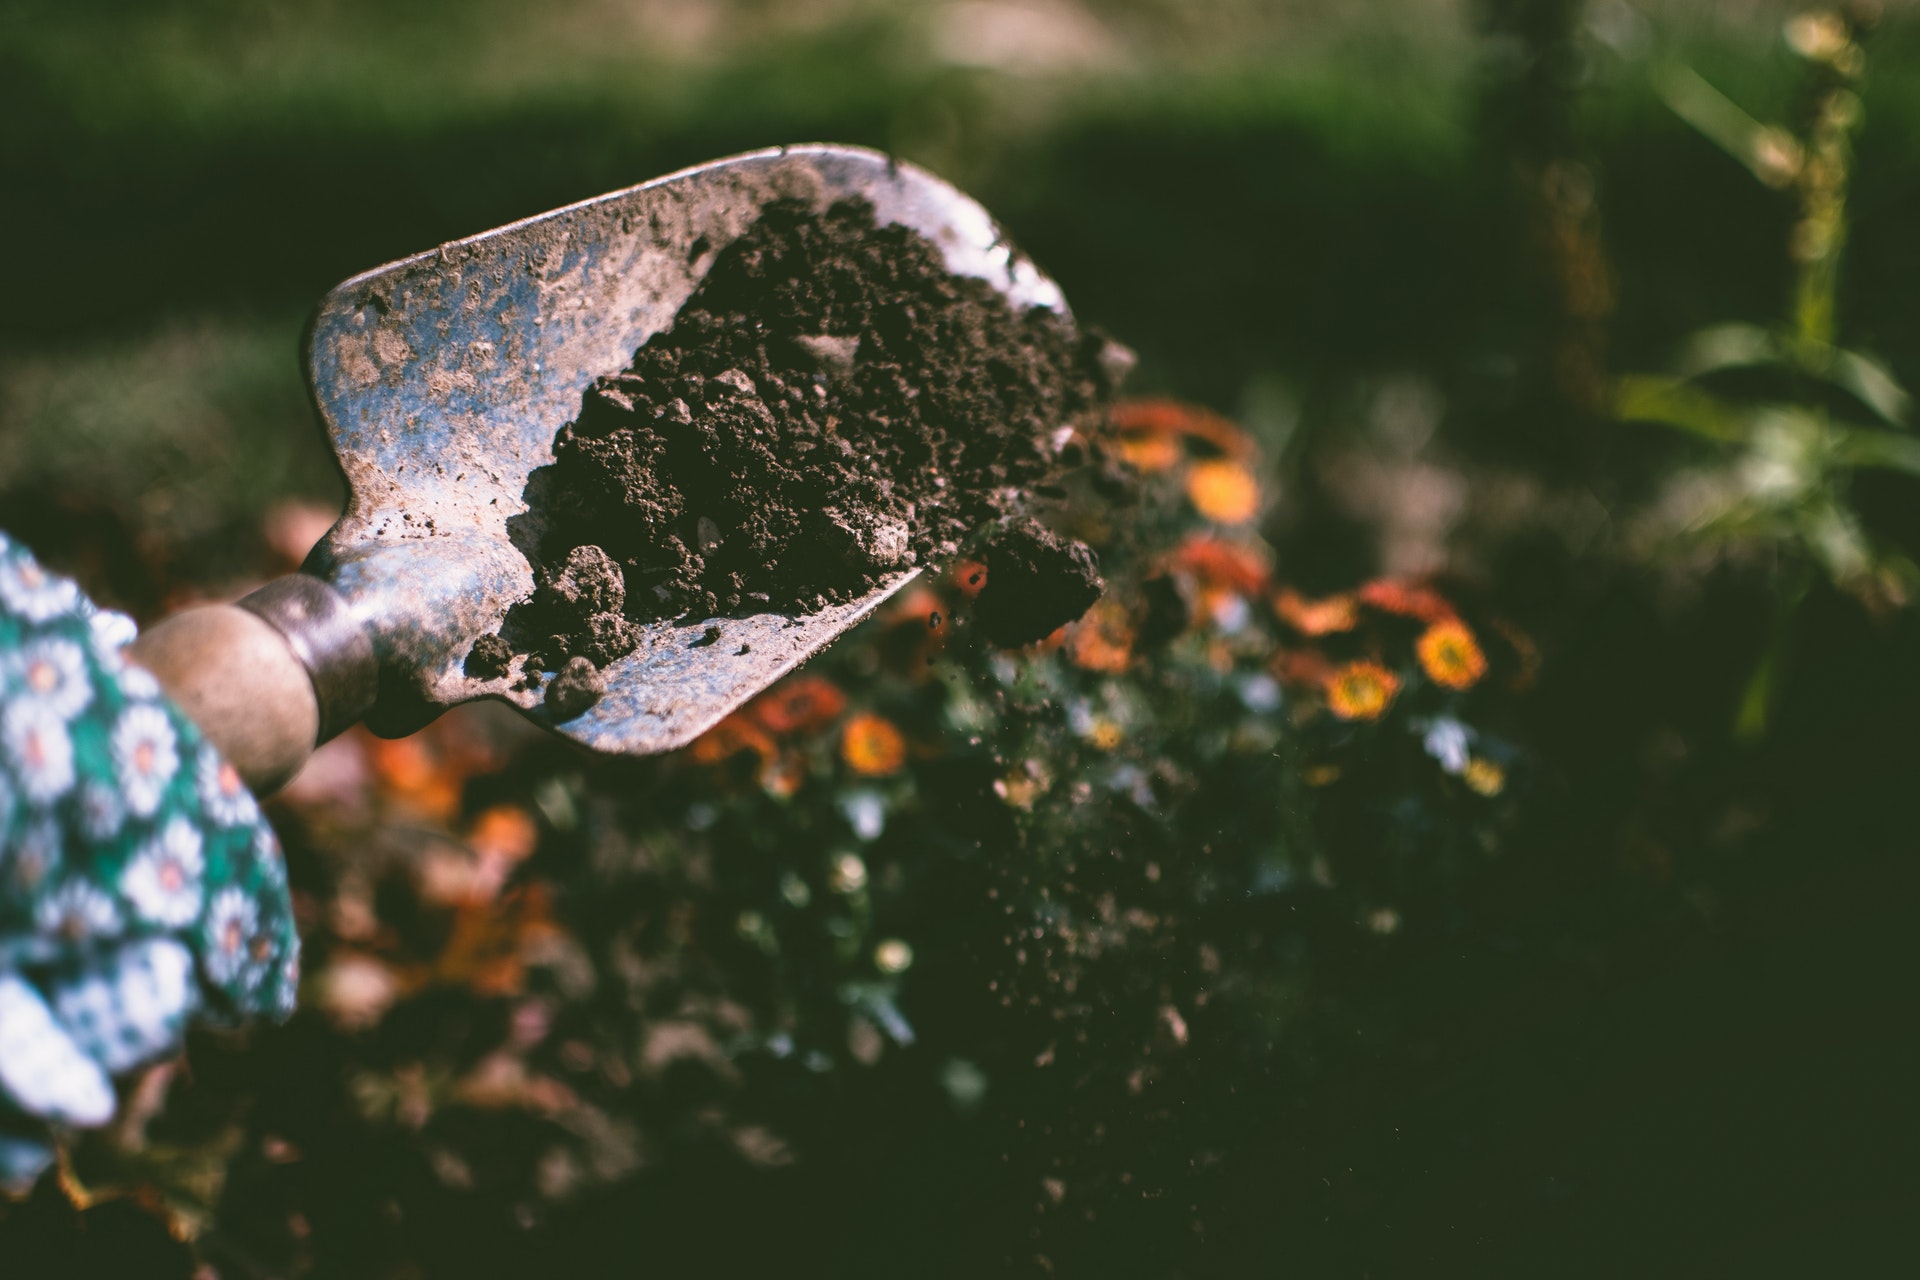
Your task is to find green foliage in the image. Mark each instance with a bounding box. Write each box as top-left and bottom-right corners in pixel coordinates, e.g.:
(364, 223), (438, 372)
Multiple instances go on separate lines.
(1622, 6), (1914, 736)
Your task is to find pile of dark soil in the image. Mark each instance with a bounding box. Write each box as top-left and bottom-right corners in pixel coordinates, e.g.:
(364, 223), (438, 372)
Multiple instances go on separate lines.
(477, 196), (1123, 691)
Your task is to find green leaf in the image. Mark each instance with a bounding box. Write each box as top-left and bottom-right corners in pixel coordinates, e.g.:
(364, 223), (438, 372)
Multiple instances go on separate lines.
(1656, 64), (1800, 189)
(1675, 323), (1779, 378)
(1827, 349), (1913, 426)
(1733, 568), (1811, 745)
(1666, 323), (1912, 428)
(1833, 426), (1920, 475)
(1612, 375), (1747, 442)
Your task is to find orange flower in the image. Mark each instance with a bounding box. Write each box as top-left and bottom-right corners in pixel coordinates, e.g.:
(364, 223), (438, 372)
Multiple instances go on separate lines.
(879, 587), (953, 675)
(435, 884), (555, 997)
(1068, 599), (1135, 673)
(688, 714), (776, 766)
(1272, 647), (1334, 688)
(1117, 433), (1183, 473)
(367, 734), (461, 822)
(1274, 589), (1358, 636)
(1111, 398), (1255, 459)
(948, 560), (989, 599)
(841, 713), (907, 776)
(368, 733), (436, 793)
(1170, 535), (1270, 595)
(1324, 661), (1399, 721)
(887, 586), (950, 631)
(1357, 578), (1455, 623)
(467, 805), (539, 865)
(1416, 619), (1488, 690)
(749, 675), (847, 735)
(1185, 459), (1261, 524)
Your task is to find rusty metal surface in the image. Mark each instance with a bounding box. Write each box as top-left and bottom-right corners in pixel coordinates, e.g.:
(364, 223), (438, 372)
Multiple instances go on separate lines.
(301, 144), (1068, 754)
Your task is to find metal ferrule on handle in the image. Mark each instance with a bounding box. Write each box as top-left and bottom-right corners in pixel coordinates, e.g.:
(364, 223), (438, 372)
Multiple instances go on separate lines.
(235, 575), (377, 745)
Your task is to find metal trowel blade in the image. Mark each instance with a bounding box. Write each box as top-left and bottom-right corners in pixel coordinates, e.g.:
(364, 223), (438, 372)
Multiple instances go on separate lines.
(301, 144), (1068, 754)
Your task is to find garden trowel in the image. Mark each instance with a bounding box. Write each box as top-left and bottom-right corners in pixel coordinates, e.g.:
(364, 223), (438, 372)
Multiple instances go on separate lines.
(127, 145), (1071, 792)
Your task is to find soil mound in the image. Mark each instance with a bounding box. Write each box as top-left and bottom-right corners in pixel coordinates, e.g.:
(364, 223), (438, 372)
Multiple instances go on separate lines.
(476, 196), (1122, 689)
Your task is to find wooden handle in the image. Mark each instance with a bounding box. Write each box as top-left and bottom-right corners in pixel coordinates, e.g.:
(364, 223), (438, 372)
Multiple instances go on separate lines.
(128, 604), (321, 795)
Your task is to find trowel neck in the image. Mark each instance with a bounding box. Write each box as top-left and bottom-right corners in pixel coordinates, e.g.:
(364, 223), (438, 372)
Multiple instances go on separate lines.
(236, 575), (378, 745)
(126, 574), (376, 796)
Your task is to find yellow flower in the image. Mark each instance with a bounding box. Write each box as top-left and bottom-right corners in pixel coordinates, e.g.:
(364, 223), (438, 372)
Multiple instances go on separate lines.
(840, 713), (907, 776)
(1463, 757), (1506, 796)
(1459, 756), (1505, 794)
(994, 773), (1044, 810)
(1185, 459), (1261, 524)
(1416, 619), (1488, 691)
(1324, 661), (1398, 721)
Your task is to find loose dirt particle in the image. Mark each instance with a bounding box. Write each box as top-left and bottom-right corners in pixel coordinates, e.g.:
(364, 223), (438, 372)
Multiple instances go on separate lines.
(545, 656), (606, 720)
(973, 518), (1105, 647)
(464, 633), (514, 680)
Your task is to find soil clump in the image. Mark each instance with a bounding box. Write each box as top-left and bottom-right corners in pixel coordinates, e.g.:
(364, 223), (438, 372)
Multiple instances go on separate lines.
(973, 519), (1105, 647)
(482, 196), (1122, 685)
(544, 656), (607, 719)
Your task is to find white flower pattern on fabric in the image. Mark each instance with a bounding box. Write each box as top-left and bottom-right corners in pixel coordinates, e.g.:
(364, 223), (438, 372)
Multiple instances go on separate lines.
(111, 702), (179, 819)
(121, 816), (206, 928)
(196, 746), (259, 828)
(0, 530), (301, 1162)
(0, 556), (82, 624)
(116, 663), (161, 702)
(2, 701), (76, 806)
(35, 876), (123, 942)
(76, 779), (125, 843)
(86, 608), (139, 661)
(49, 937), (200, 1074)
(202, 886), (261, 990)
(252, 826), (288, 891)
(0, 974), (115, 1127)
(9, 637), (92, 722)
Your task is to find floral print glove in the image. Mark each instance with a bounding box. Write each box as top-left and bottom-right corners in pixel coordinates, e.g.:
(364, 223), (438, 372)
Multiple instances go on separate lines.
(0, 532), (298, 1187)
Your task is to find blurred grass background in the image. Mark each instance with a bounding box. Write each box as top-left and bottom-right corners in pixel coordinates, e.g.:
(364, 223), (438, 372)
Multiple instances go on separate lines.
(9, 0), (1920, 591)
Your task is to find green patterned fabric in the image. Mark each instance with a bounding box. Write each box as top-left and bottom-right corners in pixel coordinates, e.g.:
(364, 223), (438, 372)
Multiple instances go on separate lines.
(0, 531), (298, 1186)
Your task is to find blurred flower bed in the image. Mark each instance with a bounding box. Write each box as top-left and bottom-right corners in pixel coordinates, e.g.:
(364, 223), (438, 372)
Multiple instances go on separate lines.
(0, 396), (1545, 1274)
